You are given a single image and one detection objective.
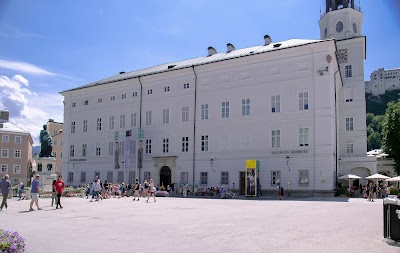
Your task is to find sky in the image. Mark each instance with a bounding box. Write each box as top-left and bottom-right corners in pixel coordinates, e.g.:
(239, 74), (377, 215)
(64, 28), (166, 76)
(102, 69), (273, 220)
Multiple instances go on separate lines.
(0, 0), (399, 144)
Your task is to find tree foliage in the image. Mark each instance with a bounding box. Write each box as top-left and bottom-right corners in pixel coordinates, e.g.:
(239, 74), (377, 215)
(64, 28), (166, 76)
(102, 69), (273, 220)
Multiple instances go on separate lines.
(366, 113), (384, 151)
(382, 101), (400, 175)
(367, 132), (381, 151)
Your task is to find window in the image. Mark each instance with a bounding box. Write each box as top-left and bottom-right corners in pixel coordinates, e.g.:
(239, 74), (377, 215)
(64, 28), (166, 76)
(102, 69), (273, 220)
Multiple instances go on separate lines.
(54, 140), (58, 146)
(119, 141), (125, 156)
(109, 116), (114, 129)
(2, 135), (9, 143)
(201, 104), (209, 120)
(94, 171), (100, 180)
(82, 120), (88, 133)
(272, 130), (280, 148)
(52, 152), (56, 158)
(299, 92), (309, 110)
(240, 132), (250, 149)
(108, 142), (114, 156)
(132, 92), (138, 97)
(147, 89), (153, 94)
(242, 99), (250, 116)
(131, 113), (136, 127)
(299, 128), (309, 146)
(72, 102), (76, 107)
(163, 138), (169, 153)
(144, 171), (151, 181)
(80, 172), (86, 183)
(181, 172), (188, 184)
(70, 122), (76, 134)
(1, 164), (8, 173)
(70, 145), (75, 157)
(345, 65), (352, 78)
(15, 136), (21, 144)
(37, 163), (42, 171)
(82, 144), (87, 157)
(111, 96), (115, 101)
(221, 172), (229, 185)
(14, 150), (21, 159)
(271, 95), (280, 113)
(182, 137), (189, 152)
(96, 143), (101, 156)
(130, 140), (136, 155)
(344, 88), (353, 102)
(182, 106), (189, 122)
(1, 149), (9, 158)
(68, 172), (74, 183)
(201, 135), (209, 151)
(97, 118), (102, 131)
(200, 172), (208, 185)
(184, 83), (190, 89)
(12, 165), (20, 174)
(163, 109), (169, 124)
(299, 170), (309, 185)
(128, 171), (135, 184)
(346, 143), (354, 157)
(271, 171), (281, 185)
(107, 171), (113, 183)
(121, 94), (126, 99)
(120, 114), (125, 128)
(336, 21), (343, 33)
(146, 139), (152, 154)
(345, 117), (354, 131)
(146, 111), (152, 126)
(118, 171), (124, 183)
(164, 86), (170, 92)
(84, 100), (88, 105)
(222, 101), (230, 118)
(98, 98), (102, 103)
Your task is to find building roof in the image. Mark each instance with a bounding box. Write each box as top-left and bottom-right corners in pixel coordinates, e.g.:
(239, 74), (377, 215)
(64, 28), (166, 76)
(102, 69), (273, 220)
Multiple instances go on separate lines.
(0, 122), (31, 134)
(61, 38), (325, 93)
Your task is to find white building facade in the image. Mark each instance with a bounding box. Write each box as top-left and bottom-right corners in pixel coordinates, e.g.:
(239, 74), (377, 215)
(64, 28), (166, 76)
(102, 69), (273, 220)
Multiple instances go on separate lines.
(60, 0), (382, 195)
(365, 68), (400, 96)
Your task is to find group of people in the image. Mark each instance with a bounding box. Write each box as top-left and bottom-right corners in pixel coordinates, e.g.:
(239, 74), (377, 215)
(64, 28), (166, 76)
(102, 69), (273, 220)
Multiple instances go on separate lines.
(85, 177), (157, 203)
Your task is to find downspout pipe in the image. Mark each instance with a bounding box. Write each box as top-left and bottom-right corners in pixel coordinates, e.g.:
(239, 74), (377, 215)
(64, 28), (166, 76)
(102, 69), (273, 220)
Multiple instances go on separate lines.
(191, 65), (198, 191)
(334, 68), (340, 194)
(138, 76), (143, 183)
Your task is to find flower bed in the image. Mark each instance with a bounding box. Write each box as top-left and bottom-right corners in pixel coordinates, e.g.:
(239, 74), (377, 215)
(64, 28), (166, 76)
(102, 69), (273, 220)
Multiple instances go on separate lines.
(0, 229), (26, 253)
(154, 191), (169, 197)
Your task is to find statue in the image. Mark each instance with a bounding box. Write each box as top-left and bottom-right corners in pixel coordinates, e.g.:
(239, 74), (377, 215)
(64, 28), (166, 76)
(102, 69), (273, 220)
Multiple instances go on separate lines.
(39, 125), (53, 158)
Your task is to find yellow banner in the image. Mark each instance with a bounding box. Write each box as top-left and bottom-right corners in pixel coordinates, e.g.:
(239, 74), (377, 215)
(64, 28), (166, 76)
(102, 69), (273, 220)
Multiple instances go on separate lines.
(246, 160), (256, 169)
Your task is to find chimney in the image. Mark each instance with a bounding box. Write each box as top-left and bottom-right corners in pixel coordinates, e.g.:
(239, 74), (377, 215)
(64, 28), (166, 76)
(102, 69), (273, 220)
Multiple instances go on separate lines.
(119, 71), (125, 74)
(49, 119), (54, 123)
(226, 43), (235, 53)
(208, 46), (217, 56)
(264, 35), (272, 46)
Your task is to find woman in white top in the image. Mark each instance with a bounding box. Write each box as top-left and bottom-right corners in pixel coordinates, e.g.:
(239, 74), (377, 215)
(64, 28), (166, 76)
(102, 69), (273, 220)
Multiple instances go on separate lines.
(146, 179), (156, 203)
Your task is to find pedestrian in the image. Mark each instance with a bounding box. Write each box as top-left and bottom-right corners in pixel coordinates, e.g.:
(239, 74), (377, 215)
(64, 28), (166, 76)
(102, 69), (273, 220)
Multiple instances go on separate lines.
(30, 174), (42, 211)
(277, 183), (284, 200)
(17, 180), (24, 200)
(133, 179), (140, 201)
(143, 180), (149, 197)
(372, 184), (377, 201)
(55, 176), (65, 209)
(86, 184), (90, 199)
(0, 174), (12, 211)
(91, 178), (101, 202)
(146, 179), (156, 203)
(51, 179), (57, 206)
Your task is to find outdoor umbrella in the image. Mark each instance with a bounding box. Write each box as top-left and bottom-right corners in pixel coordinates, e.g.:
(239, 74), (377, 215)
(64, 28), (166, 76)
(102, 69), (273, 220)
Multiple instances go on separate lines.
(386, 176), (400, 182)
(365, 173), (390, 186)
(337, 174), (361, 194)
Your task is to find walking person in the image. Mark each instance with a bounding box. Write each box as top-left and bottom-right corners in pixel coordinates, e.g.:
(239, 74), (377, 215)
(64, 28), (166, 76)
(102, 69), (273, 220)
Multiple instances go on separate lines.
(55, 176), (65, 209)
(133, 179), (140, 201)
(17, 180), (25, 200)
(30, 174), (42, 211)
(0, 174), (12, 211)
(143, 180), (149, 198)
(277, 183), (284, 200)
(51, 180), (57, 206)
(91, 178), (101, 202)
(146, 179), (156, 203)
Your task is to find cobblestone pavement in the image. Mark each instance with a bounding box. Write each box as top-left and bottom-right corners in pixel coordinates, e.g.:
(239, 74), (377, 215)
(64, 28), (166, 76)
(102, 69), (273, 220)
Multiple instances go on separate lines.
(1, 196), (399, 253)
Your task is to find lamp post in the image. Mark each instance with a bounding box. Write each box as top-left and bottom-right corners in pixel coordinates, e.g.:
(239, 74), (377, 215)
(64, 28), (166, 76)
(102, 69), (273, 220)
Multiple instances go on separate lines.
(210, 159), (215, 172)
(286, 156), (291, 195)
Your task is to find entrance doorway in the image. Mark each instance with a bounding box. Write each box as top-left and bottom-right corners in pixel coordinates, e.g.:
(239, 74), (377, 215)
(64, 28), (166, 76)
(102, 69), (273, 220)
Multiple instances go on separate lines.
(239, 171), (246, 195)
(160, 166), (171, 188)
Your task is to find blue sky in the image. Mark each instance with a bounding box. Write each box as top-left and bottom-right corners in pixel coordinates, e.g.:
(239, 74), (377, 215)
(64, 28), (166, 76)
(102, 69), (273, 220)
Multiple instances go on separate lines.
(0, 0), (399, 143)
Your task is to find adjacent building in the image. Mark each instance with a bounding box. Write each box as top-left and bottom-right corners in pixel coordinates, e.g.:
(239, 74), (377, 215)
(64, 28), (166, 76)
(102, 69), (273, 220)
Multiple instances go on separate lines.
(0, 122), (34, 186)
(60, 0), (386, 195)
(365, 68), (400, 96)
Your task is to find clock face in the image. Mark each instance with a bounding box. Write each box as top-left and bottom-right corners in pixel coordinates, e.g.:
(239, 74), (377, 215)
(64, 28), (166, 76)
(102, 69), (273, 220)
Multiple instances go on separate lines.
(336, 21), (344, 33)
(337, 49), (348, 64)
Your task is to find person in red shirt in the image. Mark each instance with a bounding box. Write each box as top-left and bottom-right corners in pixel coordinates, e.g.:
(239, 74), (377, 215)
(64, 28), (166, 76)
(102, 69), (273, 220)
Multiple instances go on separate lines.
(55, 175), (65, 209)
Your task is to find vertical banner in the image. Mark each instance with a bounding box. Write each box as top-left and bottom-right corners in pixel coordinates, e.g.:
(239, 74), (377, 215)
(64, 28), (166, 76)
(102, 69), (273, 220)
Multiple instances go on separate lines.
(125, 130), (132, 173)
(114, 131), (120, 169)
(137, 129), (144, 181)
(246, 160), (258, 197)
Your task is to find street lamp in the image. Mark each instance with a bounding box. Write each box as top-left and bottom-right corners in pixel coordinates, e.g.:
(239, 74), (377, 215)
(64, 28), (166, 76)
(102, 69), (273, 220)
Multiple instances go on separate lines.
(210, 159), (215, 172)
(286, 156), (291, 195)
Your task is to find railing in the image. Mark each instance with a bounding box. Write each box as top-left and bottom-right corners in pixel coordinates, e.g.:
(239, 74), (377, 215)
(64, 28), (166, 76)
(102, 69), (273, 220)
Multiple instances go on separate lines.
(320, 4), (362, 18)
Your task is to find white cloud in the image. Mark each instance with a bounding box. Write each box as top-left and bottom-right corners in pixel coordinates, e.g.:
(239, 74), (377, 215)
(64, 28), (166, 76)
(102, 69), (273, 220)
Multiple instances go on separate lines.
(0, 74), (63, 144)
(0, 59), (56, 76)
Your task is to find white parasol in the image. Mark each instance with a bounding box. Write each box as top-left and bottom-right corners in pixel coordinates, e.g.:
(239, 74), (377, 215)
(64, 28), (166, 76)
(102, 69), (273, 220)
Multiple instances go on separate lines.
(365, 173), (390, 180)
(338, 174), (362, 194)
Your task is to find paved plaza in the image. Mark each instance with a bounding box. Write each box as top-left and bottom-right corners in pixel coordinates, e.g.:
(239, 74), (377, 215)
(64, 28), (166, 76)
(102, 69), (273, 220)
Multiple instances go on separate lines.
(1, 196), (399, 253)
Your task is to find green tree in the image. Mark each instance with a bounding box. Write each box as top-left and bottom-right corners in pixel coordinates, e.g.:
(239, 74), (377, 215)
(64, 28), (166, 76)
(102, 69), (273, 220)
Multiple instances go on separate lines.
(367, 132), (381, 151)
(366, 113), (374, 126)
(382, 101), (400, 174)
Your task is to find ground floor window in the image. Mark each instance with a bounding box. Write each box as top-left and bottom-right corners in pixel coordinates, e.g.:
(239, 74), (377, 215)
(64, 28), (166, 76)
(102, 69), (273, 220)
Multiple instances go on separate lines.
(118, 171), (124, 183)
(221, 172), (229, 185)
(128, 171), (135, 184)
(68, 172), (74, 183)
(107, 171), (113, 183)
(299, 170), (309, 185)
(80, 172), (86, 183)
(271, 171), (281, 185)
(181, 172), (188, 184)
(200, 172), (208, 185)
(144, 171), (151, 181)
